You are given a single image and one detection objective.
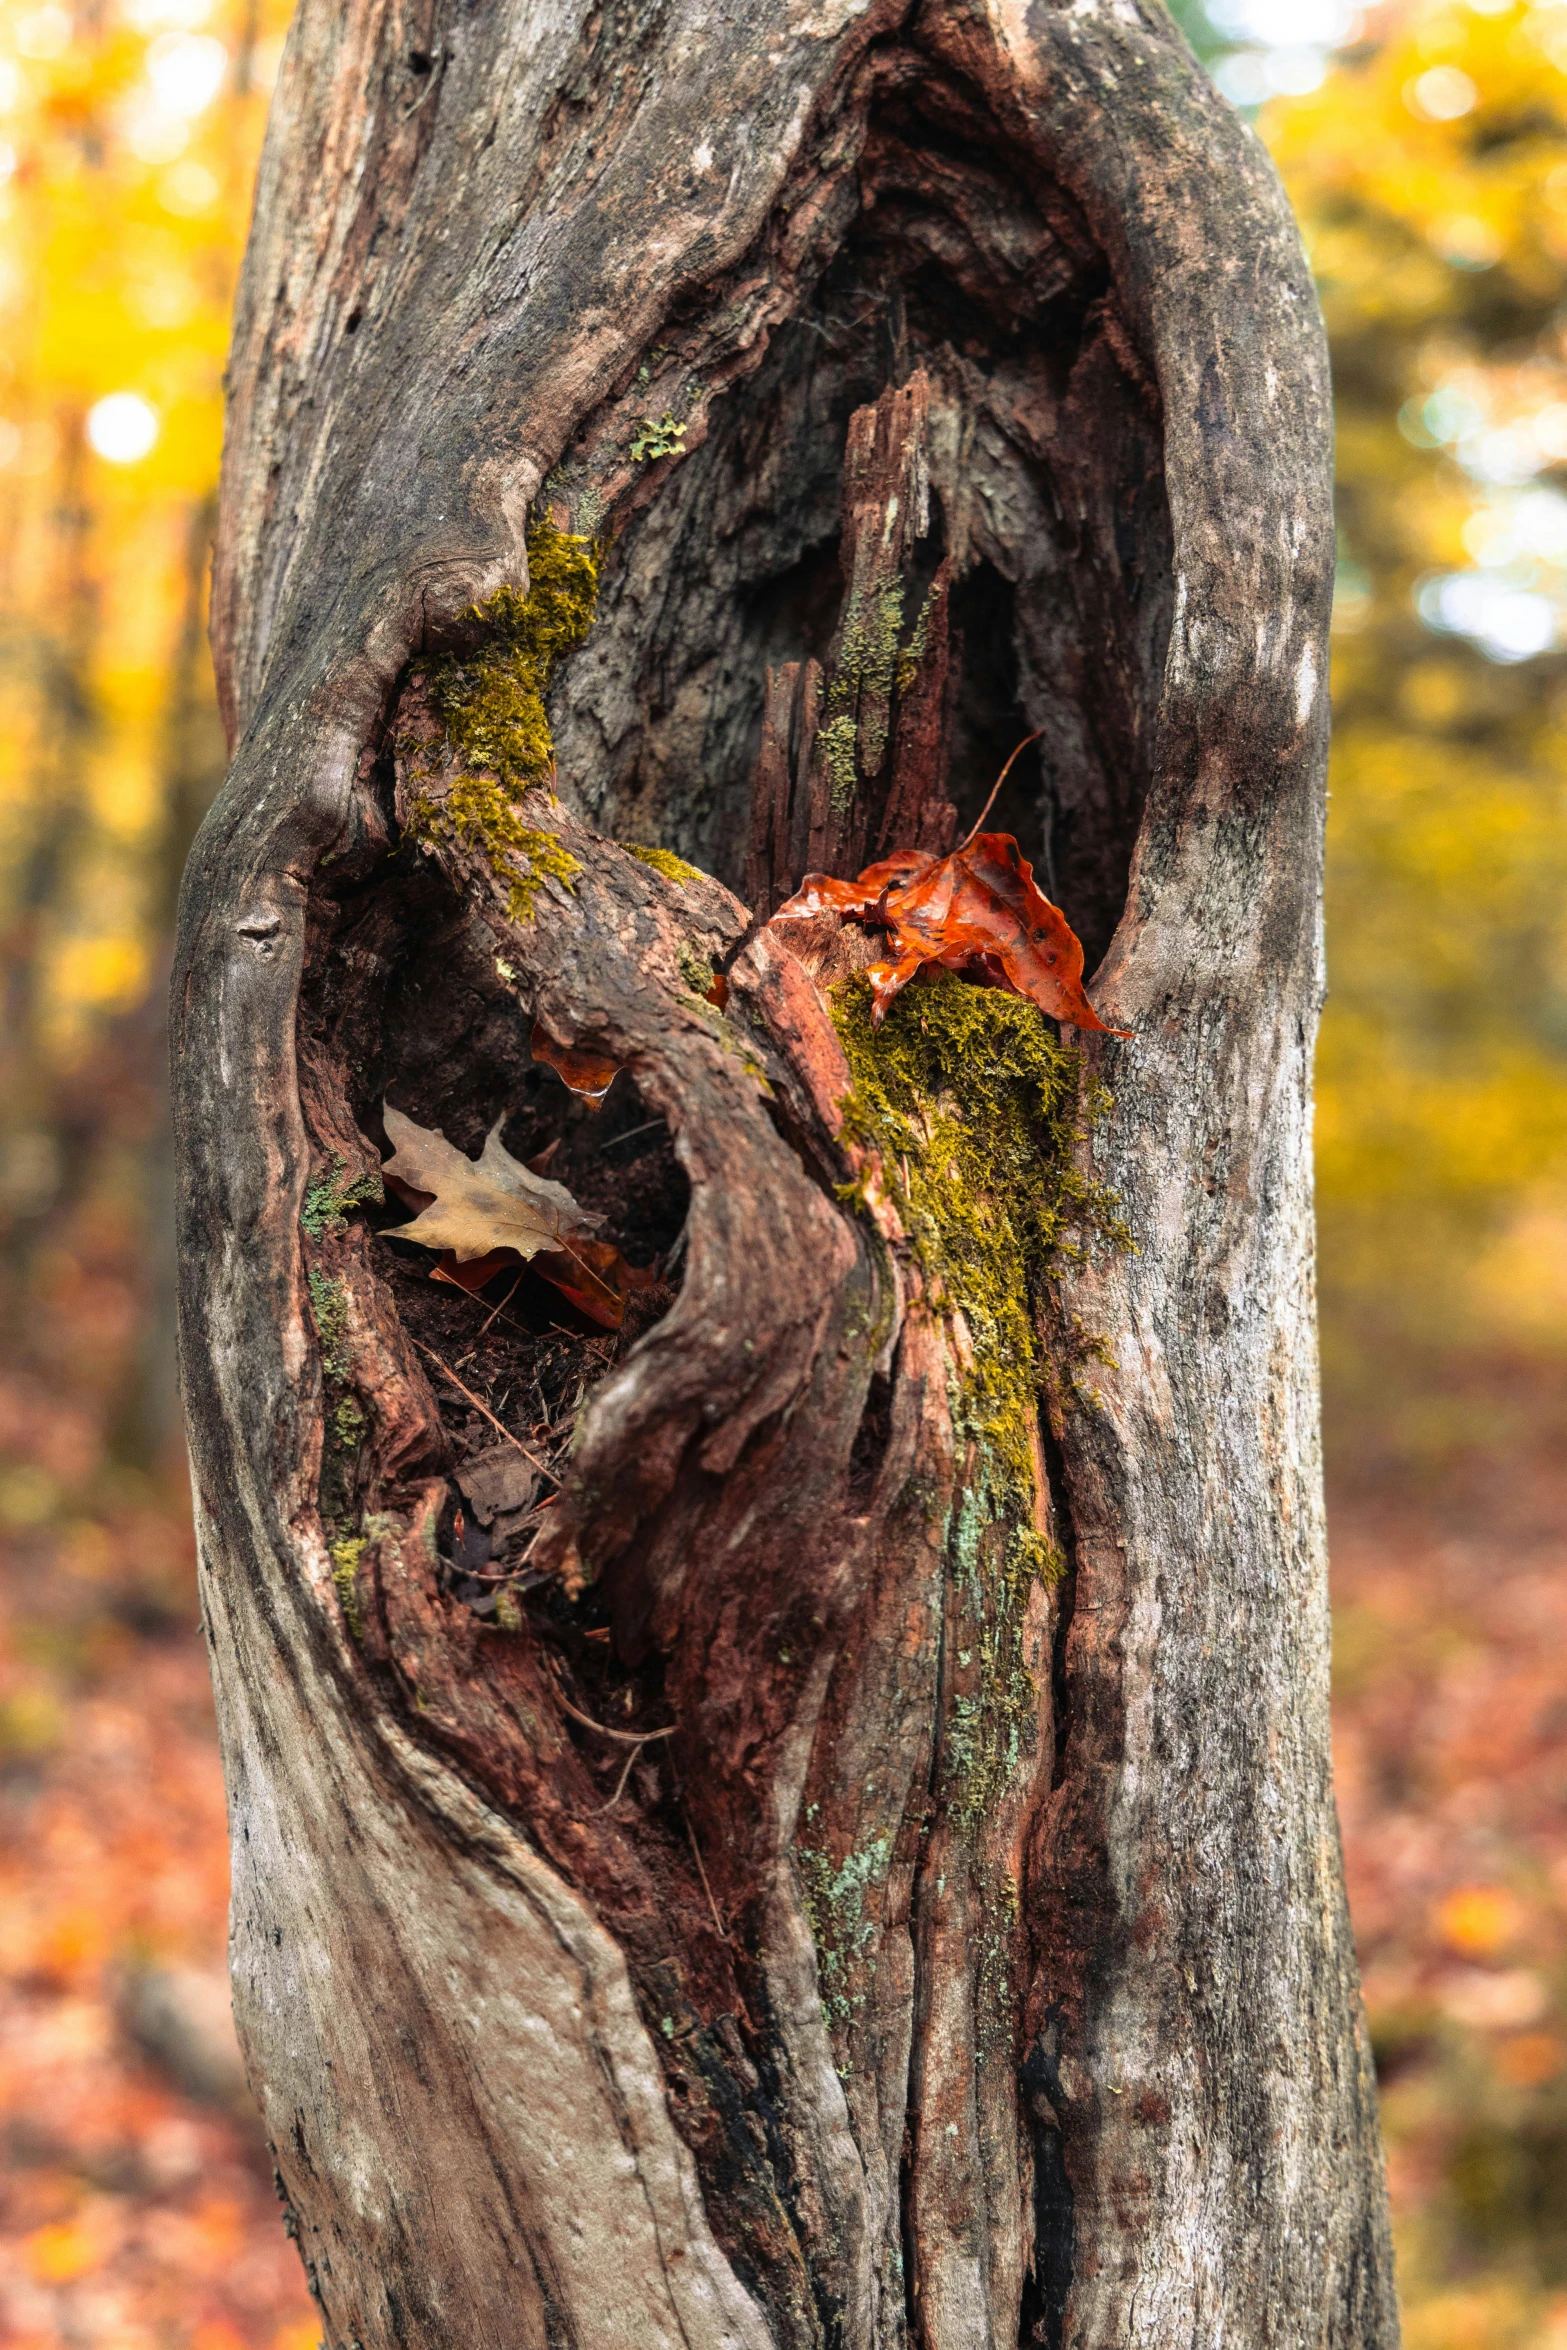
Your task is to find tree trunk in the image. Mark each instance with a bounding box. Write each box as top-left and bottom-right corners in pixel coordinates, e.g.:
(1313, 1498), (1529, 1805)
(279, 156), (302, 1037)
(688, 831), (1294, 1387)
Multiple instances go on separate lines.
(173, 3), (1398, 2345)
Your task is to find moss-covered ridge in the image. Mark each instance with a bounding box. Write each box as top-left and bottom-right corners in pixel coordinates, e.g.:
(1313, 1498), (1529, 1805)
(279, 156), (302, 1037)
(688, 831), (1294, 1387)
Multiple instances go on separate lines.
(832, 969), (1121, 1493)
(408, 518), (600, 922)
(830, 969), (1126, 1829)
(626, 842), (708, 888)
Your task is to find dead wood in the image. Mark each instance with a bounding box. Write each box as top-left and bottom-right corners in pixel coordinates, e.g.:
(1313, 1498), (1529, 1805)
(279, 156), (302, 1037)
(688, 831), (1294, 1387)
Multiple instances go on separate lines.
(173, 5), (1398, 2347)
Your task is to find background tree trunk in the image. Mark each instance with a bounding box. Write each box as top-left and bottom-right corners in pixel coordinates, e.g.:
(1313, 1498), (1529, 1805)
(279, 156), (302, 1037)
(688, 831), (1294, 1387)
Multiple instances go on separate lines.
(173, 2), (1398, 2344)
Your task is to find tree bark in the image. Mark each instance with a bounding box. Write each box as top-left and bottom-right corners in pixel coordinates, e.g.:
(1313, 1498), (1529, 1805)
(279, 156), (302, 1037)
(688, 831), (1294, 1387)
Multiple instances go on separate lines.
(174, 3), (1398, 2346)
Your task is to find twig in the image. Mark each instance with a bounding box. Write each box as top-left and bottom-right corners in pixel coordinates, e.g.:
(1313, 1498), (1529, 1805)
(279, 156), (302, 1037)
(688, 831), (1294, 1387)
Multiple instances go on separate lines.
(592, 1740), (647, 1814)
(957, 728), (1046, 851)
(553, 1684), (679, 1747)
(549, 1323), (614, 1357)
(599, 1117), (668, 1155)
(477, 1269), (523, 1335)
(454, 1536), (551, 1583)
(412, 1339), (553, 1475)
(684, 1809), (728, 1941)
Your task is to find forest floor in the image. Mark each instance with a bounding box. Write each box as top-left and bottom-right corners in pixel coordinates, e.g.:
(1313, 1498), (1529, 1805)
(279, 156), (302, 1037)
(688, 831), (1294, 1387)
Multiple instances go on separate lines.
(1328, 1360), (1567, 2350)
(0, 1317), (1564, 2346)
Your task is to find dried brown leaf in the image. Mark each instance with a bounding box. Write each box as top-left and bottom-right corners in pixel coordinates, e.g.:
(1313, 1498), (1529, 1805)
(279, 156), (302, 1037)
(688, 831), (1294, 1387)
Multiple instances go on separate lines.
(380, 1104), (600, 1264)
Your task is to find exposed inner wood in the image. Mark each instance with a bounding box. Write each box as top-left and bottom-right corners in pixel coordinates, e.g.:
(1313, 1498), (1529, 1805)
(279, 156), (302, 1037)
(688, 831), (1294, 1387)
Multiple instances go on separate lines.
(546, 71), (1171, 971)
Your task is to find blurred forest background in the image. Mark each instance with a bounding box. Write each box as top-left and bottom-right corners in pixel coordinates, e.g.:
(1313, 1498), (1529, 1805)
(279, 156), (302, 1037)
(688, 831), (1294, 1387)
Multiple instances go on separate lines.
(0, 0), (1565, 2343)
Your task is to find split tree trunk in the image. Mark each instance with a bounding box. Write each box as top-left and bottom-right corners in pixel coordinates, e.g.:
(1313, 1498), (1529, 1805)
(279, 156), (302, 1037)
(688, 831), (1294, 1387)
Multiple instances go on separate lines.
(173, 3), (1398, 2345)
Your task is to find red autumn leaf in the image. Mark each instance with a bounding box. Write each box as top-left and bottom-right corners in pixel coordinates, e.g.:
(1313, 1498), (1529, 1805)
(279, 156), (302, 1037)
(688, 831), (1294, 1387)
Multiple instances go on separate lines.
(426, 1237), (650, 1331)
(531, 1021), (622, 1107)
(428, 1246), (519, 1296)
(774, 834), (1130, 1036)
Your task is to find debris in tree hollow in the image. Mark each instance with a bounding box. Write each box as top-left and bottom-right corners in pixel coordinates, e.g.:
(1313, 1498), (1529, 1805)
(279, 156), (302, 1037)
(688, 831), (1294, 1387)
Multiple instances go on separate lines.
(380, 1103), (601, 1263)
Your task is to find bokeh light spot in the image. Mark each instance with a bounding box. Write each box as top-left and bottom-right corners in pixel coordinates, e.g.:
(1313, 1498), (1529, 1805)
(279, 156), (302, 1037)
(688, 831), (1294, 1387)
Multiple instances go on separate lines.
(85, 393), (160, 465)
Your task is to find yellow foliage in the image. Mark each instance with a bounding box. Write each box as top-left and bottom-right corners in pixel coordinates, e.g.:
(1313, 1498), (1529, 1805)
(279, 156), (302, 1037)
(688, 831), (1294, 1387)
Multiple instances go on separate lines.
(1261, 4), (1567, 1421)
(0, 0), (288, 1059)
(27, 2214), (101, 2284)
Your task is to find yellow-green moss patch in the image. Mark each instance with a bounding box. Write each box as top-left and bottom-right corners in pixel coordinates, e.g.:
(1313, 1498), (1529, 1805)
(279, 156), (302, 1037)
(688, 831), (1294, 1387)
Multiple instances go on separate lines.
(626, 843), (708, 887)
(409, 519), (600, 921)
(832, 969), (1122, 1483)
(331, 1532), (368, 1642)
(307, 1269), (350, 1381)
(830, 969), (1126, 1830)
(332, 1396), (366, 1452)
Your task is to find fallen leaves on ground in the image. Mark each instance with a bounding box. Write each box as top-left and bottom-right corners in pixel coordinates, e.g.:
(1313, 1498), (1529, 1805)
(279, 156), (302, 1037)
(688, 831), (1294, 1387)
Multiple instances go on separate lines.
(0, 1394), (319, 2347)
(774, 833), (1130, 1036)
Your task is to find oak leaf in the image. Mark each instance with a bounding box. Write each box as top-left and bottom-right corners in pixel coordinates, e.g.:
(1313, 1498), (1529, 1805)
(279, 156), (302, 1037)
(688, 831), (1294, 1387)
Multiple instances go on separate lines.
(380, 1104), (600, 1263)
(774, 833), (1131, 1036)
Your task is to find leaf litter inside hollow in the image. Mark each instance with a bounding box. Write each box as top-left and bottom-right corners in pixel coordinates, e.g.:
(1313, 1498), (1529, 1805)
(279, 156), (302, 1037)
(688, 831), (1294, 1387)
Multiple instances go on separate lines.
(378, 1103), (645, 1329)
(380, 1103), (600, 1262)
(530, 1020), (622, 1108)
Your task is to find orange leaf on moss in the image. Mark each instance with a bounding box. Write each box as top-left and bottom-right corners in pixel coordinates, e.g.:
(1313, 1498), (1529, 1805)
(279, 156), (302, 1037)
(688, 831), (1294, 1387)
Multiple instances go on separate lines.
(774, 834), (1130, 1036)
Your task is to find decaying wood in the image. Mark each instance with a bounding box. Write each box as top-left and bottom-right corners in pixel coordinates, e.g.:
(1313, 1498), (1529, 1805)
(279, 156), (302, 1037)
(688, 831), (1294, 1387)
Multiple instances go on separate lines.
(175, 3), (1397, 2346)
(745, 372), (957, 915)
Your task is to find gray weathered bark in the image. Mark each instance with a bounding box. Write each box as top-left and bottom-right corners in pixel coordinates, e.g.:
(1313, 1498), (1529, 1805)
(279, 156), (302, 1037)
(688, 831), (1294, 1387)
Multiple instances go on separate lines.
(173, 3), (1398, 2345)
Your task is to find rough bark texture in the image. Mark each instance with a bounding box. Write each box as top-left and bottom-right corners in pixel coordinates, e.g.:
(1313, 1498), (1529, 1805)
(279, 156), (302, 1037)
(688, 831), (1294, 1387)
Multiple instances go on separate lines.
(174, 3), (1398, 2346)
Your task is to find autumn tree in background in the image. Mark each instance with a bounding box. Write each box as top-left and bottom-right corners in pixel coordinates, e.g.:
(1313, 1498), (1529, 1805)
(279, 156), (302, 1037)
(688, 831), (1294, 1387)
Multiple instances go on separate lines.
(0, 0), (291, 1451)
(1175, 0), (1567, 1444)
(1274, 3), (1567, 1448)
(164, 0), (1404, 2342)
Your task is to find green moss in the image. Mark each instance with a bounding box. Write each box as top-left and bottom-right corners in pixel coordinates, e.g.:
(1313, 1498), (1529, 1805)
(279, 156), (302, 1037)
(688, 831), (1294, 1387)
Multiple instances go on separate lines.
(494, 1588), (522, 1632)
(817, 712), (860, 816)
(302, 1155), (383, 1241)
(330, 1532), (367, 1642)
(332, 1396), (366, 1452)
(818, 565), (909, 811)
(408, 519), (599, 922)
(306, 1269), (350, 1381)
(833, 970), (1122, 1481)
(833, 572), (904, 774)
(678, 939), (718, 997)
(830, 970), (1126, 1831)
(627, 843), (708, 887)
(818, 562), (943, 810)
(420, 774), (581, 924)
(896, 578), (942, 695)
